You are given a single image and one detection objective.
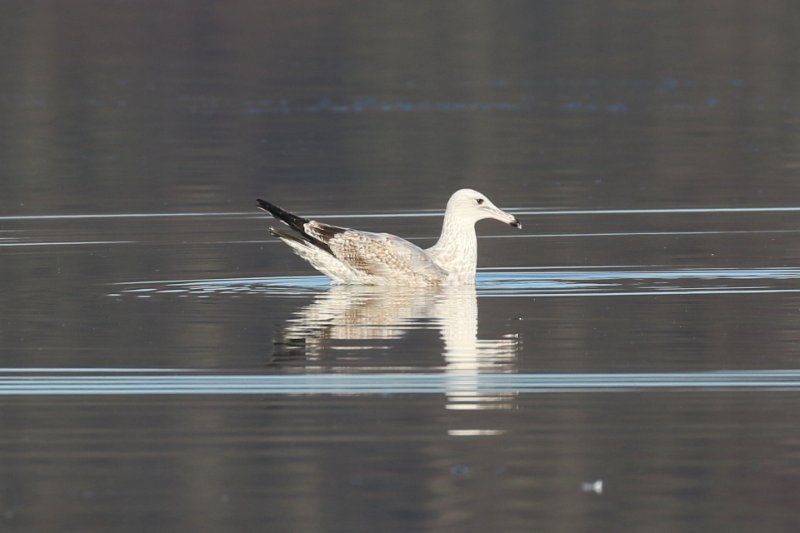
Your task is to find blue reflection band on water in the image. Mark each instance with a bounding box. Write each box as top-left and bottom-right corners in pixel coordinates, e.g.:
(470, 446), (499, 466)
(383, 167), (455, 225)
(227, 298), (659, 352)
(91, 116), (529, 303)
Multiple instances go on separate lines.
(113, 267), (800, 299)
(2, 370), (800, 395)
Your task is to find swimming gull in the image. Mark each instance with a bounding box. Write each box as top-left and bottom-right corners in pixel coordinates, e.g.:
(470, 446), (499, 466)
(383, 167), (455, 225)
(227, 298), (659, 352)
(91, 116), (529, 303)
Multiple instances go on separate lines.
(256, 188), (521, 285)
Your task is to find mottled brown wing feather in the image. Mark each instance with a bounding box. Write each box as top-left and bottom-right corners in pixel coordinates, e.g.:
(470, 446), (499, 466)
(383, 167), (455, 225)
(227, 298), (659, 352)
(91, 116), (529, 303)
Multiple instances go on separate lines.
(305, 222), (445, 282)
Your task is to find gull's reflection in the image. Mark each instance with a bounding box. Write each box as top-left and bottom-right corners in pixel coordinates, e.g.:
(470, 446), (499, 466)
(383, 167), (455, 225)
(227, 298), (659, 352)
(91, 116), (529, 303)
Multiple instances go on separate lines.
(271, 284), (520, 409)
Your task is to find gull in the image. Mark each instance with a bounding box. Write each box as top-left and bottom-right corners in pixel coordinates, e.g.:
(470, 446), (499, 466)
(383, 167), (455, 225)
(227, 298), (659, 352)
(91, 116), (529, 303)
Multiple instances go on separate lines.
(256, 189), (521, 285)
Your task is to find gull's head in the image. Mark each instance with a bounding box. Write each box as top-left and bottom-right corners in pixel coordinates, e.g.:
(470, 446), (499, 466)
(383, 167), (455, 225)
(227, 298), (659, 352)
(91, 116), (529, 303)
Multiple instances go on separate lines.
(446, 189), (521, 228)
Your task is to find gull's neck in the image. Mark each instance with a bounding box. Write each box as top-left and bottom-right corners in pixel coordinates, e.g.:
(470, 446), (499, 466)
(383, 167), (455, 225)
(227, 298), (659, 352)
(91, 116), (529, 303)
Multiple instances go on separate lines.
(426, 209), (478, 284)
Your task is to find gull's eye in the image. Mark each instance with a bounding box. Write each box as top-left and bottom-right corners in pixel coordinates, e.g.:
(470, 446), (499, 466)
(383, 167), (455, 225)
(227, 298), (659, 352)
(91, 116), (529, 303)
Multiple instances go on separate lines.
(476, 198), (484, 205)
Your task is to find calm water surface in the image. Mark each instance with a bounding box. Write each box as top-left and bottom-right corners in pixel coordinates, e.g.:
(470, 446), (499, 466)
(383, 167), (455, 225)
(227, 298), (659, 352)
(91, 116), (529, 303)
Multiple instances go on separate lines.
(2, 1), (800, 532)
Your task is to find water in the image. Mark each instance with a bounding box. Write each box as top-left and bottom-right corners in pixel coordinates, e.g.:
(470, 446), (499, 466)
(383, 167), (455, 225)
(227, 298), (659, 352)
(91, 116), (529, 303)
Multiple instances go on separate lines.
(3, 1), (800, 531)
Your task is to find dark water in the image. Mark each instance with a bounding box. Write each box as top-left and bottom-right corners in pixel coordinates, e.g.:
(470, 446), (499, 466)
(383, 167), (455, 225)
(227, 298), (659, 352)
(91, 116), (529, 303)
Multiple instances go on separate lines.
(3, 1), (800, 531)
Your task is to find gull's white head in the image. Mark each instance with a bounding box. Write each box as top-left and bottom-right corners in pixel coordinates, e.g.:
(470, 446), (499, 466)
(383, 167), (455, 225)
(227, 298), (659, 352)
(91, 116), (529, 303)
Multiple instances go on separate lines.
(446, 189), (521, 228)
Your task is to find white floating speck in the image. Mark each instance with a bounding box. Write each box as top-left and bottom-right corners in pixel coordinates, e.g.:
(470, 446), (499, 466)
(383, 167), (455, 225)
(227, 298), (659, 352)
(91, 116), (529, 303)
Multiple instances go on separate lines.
(581, 479), (603, 494)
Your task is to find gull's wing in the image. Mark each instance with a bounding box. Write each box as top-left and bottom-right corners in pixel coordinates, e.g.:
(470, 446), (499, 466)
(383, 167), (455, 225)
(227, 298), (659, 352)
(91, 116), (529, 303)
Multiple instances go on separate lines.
(257, 199), (446, 284)
(305, 221), (447, 283)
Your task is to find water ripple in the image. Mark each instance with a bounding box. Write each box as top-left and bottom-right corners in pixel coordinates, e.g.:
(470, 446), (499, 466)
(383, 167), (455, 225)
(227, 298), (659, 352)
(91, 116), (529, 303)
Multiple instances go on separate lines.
(4, 205), (800, 222)
(2, 370), (800, 395)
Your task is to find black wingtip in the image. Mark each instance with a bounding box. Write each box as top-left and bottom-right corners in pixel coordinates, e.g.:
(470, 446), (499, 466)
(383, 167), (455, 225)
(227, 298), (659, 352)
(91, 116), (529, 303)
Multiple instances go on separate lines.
(269, 227), (306, 246)
(255, 198), (310, 232)
(256, 198), (335, 255)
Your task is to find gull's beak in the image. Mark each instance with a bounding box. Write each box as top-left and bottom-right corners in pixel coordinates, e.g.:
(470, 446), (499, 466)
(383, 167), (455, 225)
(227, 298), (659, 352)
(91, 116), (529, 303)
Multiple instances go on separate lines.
(484, 202), (522, 229)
